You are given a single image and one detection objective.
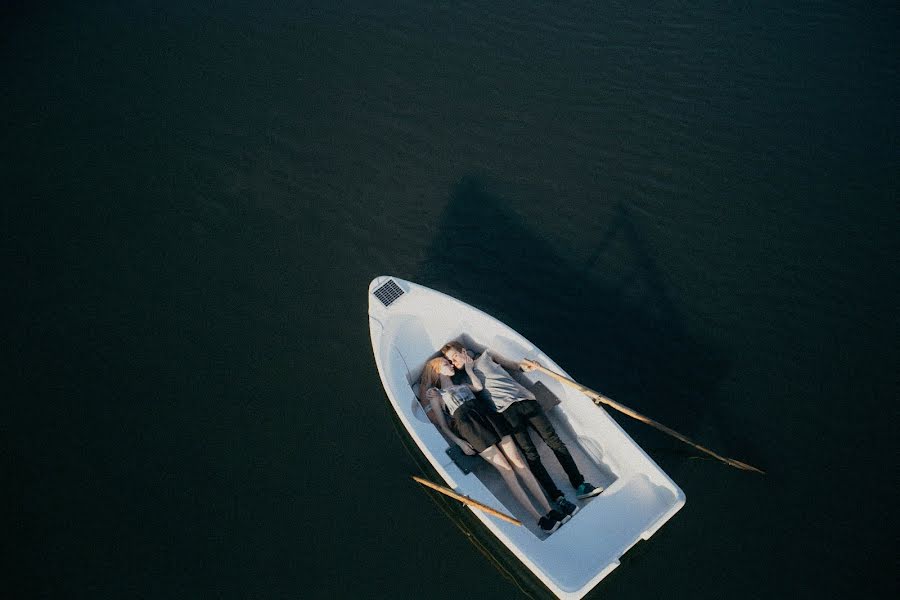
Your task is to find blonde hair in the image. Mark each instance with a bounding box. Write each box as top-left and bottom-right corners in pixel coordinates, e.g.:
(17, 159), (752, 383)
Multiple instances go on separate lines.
(419, 357), (448, 399)
(440, 341), (465, 356)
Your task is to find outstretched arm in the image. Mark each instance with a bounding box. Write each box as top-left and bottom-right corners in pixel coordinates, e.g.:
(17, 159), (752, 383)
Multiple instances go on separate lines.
(427, 388), (476, 455)
(487, 350), (529, 373)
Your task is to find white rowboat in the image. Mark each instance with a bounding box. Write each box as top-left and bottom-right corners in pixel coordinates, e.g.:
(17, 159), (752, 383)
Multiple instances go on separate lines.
(368, 276), (685, 599)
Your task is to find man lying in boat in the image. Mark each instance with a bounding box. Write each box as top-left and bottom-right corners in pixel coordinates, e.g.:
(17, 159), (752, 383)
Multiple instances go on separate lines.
(420, 356), (567, 534)
(441, 341), (604, 520)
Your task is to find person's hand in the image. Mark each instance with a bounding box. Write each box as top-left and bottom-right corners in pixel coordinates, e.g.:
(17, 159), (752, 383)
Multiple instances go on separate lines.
(459, 440), (476, 455)
(520, 359), (539, 372)
(463, 353), (474, 368)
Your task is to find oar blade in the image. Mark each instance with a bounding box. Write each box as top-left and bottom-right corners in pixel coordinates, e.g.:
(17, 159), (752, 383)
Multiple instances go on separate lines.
(725, 458), (766, 474)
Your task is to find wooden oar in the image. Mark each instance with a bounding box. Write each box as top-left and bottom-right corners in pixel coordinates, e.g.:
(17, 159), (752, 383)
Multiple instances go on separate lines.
(521, 360), (765, 475)
(412, 476), (523, 525)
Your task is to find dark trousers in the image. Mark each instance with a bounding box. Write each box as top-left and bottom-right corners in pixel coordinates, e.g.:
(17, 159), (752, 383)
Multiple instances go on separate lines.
(502, 399), (585, 499)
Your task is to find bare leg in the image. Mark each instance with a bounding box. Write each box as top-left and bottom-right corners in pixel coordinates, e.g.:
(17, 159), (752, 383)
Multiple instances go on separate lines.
(498, 435), (552, 513)
(479, 445), (543, 521)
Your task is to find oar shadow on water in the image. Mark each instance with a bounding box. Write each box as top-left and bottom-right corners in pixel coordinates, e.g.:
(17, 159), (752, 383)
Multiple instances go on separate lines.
(413, 176), (759, 465)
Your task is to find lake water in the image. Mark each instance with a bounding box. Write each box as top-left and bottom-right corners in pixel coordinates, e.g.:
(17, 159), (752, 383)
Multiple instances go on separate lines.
(5, 1), (897, 598)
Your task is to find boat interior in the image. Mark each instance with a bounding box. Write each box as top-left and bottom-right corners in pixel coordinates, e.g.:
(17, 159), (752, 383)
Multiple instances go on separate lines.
(371, 278), (684, 594)
(406, 334), (620, 538)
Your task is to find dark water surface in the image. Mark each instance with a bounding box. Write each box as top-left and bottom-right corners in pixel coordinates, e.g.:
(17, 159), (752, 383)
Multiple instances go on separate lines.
(5, 1), (897, 598)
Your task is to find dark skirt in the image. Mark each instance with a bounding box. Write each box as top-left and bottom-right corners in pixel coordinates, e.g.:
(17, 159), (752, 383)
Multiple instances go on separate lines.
(449, 401), (501, 453)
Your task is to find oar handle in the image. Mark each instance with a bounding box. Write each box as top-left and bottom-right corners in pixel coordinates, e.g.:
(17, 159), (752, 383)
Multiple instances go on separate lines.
(412, 476), (523, 525)
(521, 360), (765, 475)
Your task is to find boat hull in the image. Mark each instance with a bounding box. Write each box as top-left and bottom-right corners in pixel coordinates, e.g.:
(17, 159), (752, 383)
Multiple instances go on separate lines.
(368, 276), (685, 599)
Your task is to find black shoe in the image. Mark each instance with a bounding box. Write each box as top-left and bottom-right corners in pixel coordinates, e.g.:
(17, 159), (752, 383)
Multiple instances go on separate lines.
(538, 512), (561, 534)
(546, 509), (567, 526)
(554, 496), (580, 523)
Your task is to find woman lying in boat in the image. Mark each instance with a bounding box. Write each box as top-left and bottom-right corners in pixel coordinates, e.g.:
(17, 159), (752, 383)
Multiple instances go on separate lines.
(419, 356), (566, 534)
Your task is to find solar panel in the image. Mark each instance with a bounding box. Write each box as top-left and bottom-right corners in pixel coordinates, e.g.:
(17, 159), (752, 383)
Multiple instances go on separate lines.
(373, 279), (404, 307)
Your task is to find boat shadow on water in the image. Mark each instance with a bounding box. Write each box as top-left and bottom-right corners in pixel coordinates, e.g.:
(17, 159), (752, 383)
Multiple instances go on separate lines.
(415, 177), (748, 454)
(405, 176), (755, 597)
